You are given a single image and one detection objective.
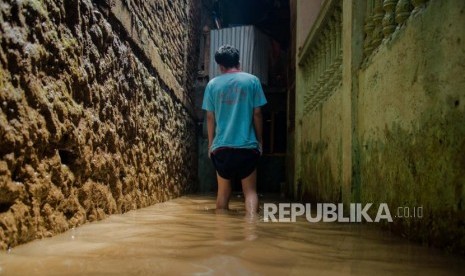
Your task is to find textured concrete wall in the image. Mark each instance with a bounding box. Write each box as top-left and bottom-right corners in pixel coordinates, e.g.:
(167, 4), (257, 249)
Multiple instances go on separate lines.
(358, 0), (465, 253)
(0, 0), (199, 249)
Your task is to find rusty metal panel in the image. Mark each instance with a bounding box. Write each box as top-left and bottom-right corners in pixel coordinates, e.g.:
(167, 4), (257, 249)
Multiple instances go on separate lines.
(209, 25), (270, 85)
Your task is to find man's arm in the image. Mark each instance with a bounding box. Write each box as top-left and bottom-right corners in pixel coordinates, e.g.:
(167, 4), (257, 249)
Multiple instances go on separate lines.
(253, 107), (263, 154)
(206, 111), (215, 158)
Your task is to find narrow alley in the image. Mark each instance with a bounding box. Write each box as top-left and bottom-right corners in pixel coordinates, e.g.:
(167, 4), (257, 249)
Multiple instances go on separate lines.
(0, 0), (464, 275)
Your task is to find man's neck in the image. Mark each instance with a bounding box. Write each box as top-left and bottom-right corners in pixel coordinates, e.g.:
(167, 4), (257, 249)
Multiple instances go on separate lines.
(221, 67), (241, 74)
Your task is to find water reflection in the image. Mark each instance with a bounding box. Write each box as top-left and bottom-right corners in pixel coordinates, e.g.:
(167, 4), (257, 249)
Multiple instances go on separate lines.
(213, 208), (258, 242)
(0, 195), (464, 275)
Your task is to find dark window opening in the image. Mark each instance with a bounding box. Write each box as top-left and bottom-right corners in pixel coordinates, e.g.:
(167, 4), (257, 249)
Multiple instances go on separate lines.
(262, 110), (287, 155)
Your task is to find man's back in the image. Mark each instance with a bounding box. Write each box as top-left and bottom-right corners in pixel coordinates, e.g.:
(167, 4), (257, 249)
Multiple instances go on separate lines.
(203, 71), (267, 151)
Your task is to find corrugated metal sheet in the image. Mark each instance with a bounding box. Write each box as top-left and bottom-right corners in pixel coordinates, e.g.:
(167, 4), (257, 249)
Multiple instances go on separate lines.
(209, 25), (270, 85)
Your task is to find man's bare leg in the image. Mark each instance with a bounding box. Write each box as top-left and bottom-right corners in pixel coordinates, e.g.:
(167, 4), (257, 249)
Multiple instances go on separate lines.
(216, 173), (232, 210)
(241, 169), (258, 215)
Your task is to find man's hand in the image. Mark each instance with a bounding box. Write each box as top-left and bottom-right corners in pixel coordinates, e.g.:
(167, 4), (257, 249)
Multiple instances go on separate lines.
(253, 107), (263, 156)
(206, 111), (215, 159)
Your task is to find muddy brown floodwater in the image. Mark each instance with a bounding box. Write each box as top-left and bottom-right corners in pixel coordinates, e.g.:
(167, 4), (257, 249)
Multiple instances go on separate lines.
(0, 195), (464, 275)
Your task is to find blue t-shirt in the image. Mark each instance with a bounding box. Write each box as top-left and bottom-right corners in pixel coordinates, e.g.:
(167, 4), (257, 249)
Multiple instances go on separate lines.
(202, 71), (267, 151)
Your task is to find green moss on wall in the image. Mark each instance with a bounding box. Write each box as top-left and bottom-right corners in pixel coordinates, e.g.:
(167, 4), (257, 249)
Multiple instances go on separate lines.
(301, 140), (342, 203)
(360, 108), (465, 253)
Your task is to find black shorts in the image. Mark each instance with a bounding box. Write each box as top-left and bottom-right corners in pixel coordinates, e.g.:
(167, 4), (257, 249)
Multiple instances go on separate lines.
(211, 147), (260, 180)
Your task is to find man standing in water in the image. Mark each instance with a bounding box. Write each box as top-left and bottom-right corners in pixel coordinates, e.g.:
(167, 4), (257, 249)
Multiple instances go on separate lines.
(202, 45), (267, 215)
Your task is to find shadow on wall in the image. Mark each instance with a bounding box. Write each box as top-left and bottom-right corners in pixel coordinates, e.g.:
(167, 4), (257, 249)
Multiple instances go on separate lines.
(197, 137), (217, 193)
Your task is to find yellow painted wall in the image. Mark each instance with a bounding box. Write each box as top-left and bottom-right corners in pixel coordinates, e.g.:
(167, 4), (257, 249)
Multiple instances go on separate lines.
(301, 86), (343, 202)
(358, 0), (465, 252)
(294, 0), (465, 253)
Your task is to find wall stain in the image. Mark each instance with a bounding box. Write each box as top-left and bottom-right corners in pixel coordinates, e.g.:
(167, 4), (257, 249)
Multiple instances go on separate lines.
(360, 109), (465, 254)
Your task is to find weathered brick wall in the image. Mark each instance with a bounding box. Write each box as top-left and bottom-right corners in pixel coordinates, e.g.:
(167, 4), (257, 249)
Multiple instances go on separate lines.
(0, 0), (199, 249)
(144, 0), (198, 89)
(106, 0), (200, 99)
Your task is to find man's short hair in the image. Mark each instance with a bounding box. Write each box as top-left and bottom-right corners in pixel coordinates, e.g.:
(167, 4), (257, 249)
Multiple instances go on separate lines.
(215, 45), (240, 68)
